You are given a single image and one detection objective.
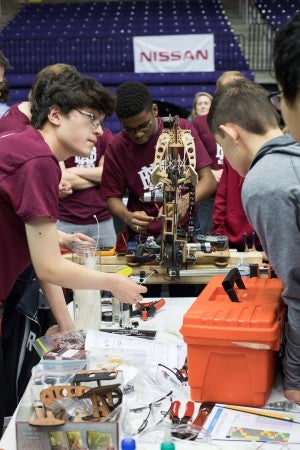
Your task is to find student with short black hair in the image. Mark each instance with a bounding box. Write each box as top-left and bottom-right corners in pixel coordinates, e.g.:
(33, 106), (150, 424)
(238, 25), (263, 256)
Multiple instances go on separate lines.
(101, 81), (216, 239)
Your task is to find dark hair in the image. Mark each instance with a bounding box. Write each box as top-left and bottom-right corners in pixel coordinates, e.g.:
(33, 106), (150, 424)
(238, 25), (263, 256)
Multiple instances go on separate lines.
(207, 78), (280, 137)
(29, 63), (79, 102)
(0, 50), (12, 70)
(0, 78), (9, 103)
(115, 81), (153, 118)
(273, 12), (300, 106)
(31, 73), (115, 129)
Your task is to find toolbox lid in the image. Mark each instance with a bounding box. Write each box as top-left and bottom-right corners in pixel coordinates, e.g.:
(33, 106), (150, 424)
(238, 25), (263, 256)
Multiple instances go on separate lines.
(180, 275), (283, 344)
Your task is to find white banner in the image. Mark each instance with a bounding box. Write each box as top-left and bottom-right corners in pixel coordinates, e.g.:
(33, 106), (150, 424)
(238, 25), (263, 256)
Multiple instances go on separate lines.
(133, 34), (215, 73)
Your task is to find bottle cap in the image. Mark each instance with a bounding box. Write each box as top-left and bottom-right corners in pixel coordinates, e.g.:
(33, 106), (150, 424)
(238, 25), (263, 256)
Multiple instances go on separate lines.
(121, 435), (136, 450)
(160, 427), (175, 450)
(161, 442), (175, 450)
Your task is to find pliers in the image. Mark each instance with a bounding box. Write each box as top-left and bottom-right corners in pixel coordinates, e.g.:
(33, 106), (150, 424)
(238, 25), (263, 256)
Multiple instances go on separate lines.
(170, 400), (194, 425)
(170, 400), (195, 439)
(130, 298), (165, 321)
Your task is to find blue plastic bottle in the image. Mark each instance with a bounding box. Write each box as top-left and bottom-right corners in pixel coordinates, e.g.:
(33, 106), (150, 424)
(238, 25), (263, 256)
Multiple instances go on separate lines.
(121, 434), (136, 450)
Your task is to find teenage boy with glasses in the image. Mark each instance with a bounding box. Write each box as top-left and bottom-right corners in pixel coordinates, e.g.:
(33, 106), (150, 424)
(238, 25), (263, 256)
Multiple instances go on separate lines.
(101, 81), (216, 240)
(100, 81), (217, 297)
(0, 71), (146, 431)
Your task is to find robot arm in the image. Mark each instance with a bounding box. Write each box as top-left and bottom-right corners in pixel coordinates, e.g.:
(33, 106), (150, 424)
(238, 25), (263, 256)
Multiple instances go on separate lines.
(150, 116), (197, 279)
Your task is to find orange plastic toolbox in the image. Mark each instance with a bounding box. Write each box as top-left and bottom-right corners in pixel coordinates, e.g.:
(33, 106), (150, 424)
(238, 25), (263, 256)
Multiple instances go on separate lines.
(180, 268), (284, 406)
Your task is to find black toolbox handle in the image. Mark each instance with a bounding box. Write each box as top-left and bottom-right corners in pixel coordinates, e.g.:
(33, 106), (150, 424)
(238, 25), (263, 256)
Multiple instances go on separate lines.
(222, 268), (246, 302)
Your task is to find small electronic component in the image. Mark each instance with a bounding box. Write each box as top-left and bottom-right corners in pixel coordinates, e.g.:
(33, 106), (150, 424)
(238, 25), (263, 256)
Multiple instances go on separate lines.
(194, 234), (229, 251)
(126, 239), (138, 254)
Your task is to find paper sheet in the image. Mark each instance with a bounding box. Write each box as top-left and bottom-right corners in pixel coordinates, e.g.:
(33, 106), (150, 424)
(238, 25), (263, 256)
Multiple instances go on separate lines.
(85, 329), (186, 368)
(204, 405), (300, 444)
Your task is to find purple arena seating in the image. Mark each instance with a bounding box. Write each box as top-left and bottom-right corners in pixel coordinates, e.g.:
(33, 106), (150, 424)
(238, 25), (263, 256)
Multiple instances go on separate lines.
(254, 1), (299, 30)
(1, 0), (253, 131)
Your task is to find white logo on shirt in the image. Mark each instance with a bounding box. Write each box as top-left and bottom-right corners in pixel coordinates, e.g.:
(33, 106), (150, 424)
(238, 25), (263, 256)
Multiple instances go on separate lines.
(216, 143), (224, 166)
(138, 163), (155, 190)
(26, 331), (37, 352)
(74, 146), (97, 168)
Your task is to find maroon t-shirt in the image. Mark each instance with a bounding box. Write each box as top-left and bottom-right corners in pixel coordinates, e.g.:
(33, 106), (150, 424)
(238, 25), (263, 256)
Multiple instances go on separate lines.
(101, 117), (212, 237)
(212, 157), (260, 249)
(58, 128), (113, 224)
(0, 125), (61, 302)
(192, 114), (224, 171)
(0, 103), (29, 132)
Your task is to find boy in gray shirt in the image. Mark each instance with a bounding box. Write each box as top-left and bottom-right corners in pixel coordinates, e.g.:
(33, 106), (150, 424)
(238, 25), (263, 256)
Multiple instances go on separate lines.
(207, 77), (300, 404)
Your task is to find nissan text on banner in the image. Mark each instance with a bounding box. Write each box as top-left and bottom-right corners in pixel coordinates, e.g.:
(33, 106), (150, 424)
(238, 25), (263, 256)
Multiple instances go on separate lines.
(133, 34), (215, 73)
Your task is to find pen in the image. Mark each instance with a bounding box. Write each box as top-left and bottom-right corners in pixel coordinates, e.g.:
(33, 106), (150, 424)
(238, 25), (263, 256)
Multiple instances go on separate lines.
(219, 404), (298, 423)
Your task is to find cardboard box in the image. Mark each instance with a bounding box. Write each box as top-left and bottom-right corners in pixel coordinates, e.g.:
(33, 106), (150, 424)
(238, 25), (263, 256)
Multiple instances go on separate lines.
(16, 381), (120, 450)
(180, 270), (284, 406)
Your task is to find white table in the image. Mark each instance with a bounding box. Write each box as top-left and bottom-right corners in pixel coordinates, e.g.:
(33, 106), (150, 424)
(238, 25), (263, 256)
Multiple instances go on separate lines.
(0, 297), (292, 450)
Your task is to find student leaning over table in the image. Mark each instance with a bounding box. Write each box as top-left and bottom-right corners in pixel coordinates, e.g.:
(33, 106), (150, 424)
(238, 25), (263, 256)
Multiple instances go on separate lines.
(0, 62), (116, 249)
(0, 63), (112, 427)
(0, 63), (99, 250)
(0, 72), (146, 433)
(207, 77), (300, 405)
(100, 81), (217, 298)
(101, 81), (216, 240)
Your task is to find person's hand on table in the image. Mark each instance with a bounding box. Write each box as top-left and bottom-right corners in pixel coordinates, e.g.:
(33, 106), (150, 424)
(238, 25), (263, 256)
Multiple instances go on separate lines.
(110, 274), (147, 303)
(45, 324), (76, 337)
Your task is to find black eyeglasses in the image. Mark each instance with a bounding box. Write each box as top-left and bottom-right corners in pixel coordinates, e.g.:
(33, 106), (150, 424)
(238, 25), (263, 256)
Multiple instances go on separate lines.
(122, 118), (153, 135)
(76, 109), (104, 129)
(129, 390), (173, 433)
(268, 91), (282, 112)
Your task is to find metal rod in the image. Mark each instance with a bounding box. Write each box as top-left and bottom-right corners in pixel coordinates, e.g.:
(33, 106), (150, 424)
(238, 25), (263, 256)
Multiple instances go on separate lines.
(178, 268), (231, 277)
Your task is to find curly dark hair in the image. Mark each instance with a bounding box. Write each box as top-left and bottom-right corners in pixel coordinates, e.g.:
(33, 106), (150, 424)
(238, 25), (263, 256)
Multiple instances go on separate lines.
(29, 63), (79, 102)
(30, 70), (115, 129)
(115, 81), (153, 118)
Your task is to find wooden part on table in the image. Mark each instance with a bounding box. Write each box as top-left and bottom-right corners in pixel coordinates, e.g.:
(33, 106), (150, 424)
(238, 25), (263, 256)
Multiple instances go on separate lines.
(40, 385), (91, 405)
(79, 384), (123, 419)
(29, 402), (65, 427)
